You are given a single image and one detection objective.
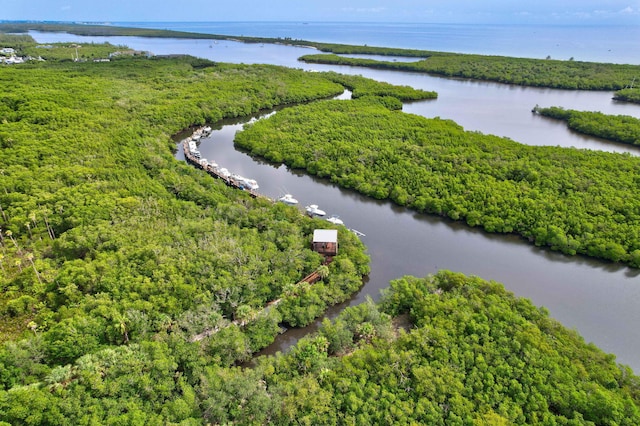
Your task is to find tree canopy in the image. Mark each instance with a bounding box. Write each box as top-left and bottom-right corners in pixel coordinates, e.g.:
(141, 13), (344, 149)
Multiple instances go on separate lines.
(1, 33), (638, 424)
(300, 53), (640, 90)
(533, 106), (640, 146)
(613, 88), (640, 104)
(236, 97), (640, 266)
(0, 44), (371, 416)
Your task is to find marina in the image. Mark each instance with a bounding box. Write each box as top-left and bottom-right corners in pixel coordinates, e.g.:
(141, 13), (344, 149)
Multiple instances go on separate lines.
(181, 127), (261, 198)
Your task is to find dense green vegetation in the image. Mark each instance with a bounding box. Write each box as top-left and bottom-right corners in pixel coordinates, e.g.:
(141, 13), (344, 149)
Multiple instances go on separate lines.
(300, 53), (640, 90)
(236, 98), (640, 266)
(1, 31), (639, 424)
(0, 33), (35, 50)
(613, 88), (640, 104)
(533, 106), (640, 146)
(3, 22), (638, 91)
(0, 33), (151, 62)
(321, 71), (437, 103)
(243, 271), (639, 425)
(0, 45), (376, 420)
(0, 22), (227, 41)
(2, 271), (638, 424)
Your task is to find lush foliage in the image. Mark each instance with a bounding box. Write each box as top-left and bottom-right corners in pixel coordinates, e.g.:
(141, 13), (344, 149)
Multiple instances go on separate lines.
(0, 22), (228, 41)
(321, 71), (437, 102)
(0, 53), (373, 421)
(3, 270), (637, 425)
(0, 34), (36, 50)
(613, 88), (640, 104)
(533, 106), (640, 146)
(93, 270), (635, 425)
(0, 29), (638, 424)
(236, 98), (640, 266)
(0, 33), (133, 62)
(300, 53), (640, 90)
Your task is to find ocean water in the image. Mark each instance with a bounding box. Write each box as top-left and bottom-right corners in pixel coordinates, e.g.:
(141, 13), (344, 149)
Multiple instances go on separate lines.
(113, 21), (640, 64)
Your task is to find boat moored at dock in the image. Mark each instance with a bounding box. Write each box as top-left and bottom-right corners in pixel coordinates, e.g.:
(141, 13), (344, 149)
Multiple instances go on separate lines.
(326, 215), (344, 225)
(278, 194), (299, 205)
(217, 167), (231, 178)
(305, 204), (326, 217)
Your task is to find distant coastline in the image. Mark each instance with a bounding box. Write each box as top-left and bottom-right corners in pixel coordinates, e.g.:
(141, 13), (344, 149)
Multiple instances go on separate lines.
(1, 21), (638, 64)
(3, 22), (638, 92)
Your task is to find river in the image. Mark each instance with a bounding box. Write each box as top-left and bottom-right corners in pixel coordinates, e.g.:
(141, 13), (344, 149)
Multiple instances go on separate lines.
(32, 30), (640, 371)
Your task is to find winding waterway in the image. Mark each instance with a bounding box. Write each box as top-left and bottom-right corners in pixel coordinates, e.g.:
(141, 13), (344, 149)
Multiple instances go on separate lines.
(190, 109), (640, 371)
(32, 30), (640, 371)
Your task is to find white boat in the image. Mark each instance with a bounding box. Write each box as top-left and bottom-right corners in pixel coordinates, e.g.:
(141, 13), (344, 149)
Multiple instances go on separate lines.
(242, 178), (259, 190)
(305, 204), (326, 217)
(231, 174), (259, 190)
(278, 194), (299, 205)
(217, 167), (231, 178)
(231, 173), (245, 182)
(326, 215), (344, 225)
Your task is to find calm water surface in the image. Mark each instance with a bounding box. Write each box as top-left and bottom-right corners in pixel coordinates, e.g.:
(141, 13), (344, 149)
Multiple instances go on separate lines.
(116, 22), (640, 64)
(32, 30), (640, 370)
(192, 113), (640, 371)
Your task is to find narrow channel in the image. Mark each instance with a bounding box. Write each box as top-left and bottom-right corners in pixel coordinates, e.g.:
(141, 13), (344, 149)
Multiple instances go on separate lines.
(177, 103), (640, 372)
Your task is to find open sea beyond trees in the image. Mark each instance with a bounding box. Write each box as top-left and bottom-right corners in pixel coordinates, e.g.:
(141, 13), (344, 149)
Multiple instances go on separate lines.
(113, 21), (640, 64)
(30, 21), (640, 371)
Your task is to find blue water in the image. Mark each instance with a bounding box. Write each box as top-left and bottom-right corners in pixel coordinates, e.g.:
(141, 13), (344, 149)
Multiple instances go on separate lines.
(112, 21), (640, 64)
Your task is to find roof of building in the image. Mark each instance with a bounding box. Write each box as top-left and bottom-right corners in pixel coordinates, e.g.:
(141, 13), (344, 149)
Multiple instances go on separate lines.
(313, 229), (338, 243)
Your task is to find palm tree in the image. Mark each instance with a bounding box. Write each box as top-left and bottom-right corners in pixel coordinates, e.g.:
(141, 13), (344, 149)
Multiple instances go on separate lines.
(234, 304), (254, 327)
(5, 229), (22, 254)
(26, 252), (42, 284)
(317, 265), (330, 280)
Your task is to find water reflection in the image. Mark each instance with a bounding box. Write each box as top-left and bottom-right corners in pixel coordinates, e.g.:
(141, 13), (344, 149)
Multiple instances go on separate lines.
(192, 111), (640, 371)
(29, 30), (640, 370)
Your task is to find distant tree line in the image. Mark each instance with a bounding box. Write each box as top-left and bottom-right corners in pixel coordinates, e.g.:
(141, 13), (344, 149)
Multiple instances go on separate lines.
(300, 53), (640, 90)
(3, 22), (637, 91)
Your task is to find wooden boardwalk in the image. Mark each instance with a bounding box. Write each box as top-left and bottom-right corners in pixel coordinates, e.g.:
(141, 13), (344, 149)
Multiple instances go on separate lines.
(181, 127), (337, 342)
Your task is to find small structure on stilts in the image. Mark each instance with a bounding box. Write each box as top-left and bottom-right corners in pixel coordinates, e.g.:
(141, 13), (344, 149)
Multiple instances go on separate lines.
(312, 229), (338, 257)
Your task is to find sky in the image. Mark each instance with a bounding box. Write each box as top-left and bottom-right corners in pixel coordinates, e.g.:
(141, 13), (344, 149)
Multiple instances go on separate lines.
(3, 0), (640, 25)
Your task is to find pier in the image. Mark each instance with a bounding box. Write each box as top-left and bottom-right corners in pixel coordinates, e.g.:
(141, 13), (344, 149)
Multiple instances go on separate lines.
(180, 127), (262, 199)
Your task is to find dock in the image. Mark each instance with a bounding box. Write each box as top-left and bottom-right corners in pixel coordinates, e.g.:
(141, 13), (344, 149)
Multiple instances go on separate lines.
(181, 128), (261, 198)
(179, 126), (365, 237)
